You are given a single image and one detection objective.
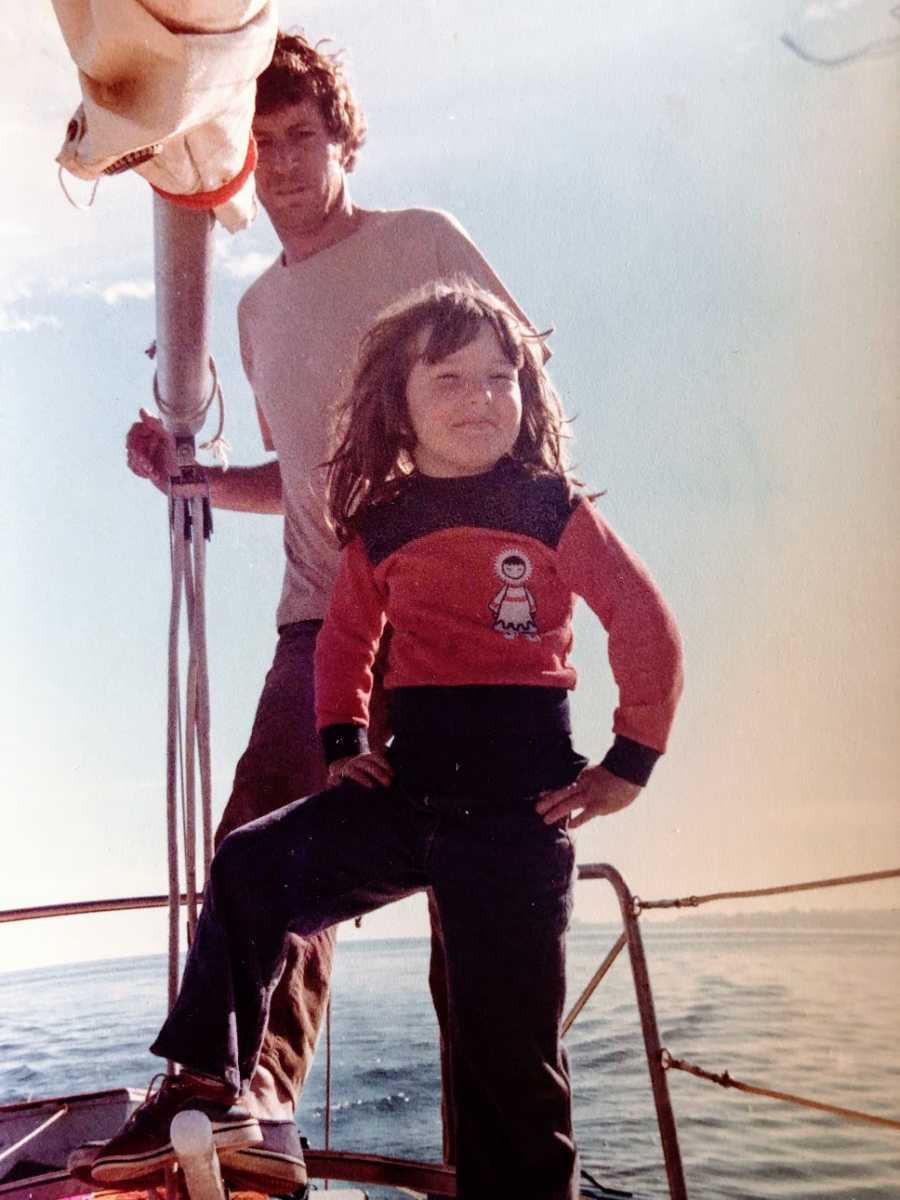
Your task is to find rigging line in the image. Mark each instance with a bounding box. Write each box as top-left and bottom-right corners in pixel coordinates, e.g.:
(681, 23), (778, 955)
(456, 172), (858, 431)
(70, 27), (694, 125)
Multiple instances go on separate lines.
(153, 356), (222, 445)
(175, 657), (189, 942)
(178, 491), (211, 926)
(662, 1052), (900, 1132)
(198, 359), (231, 469)
(190, 493), (214, 876)
(56, 165), (99, 210)
(179, 485), (213, 929)
(562, 932), (627, 1036)
(183, 525), (200, 941)
(166, 494), (186, 1016)
(324, 998), (332, 1191)
(0, 1106), (68, 1164)
(637, 867), (900, 910)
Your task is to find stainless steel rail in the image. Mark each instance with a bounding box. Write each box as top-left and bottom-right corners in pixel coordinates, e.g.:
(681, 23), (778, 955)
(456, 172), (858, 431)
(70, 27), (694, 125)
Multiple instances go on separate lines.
(579, 863), (688, 1200)
(0, 895), (187, 923)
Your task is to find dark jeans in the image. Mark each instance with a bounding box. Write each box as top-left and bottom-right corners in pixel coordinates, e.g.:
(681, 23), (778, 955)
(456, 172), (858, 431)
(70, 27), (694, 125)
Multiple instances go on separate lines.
(153, 780), (578, 1200)
(216, 622), (457, 1156)
(215, 621), (333, 1108)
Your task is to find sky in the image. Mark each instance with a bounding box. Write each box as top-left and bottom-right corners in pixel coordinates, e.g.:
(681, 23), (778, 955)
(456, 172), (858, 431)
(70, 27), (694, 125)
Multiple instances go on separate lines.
(2, 0), (899, 973)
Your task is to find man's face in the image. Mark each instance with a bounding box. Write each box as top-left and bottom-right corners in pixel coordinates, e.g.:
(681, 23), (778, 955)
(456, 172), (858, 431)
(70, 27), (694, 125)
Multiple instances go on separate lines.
(253, 98), (348, 235)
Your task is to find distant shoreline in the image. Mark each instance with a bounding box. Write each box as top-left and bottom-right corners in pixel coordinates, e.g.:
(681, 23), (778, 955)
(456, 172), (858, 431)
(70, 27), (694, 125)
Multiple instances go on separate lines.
(575, 908), (900, 931)
(2, 911), (898, 981)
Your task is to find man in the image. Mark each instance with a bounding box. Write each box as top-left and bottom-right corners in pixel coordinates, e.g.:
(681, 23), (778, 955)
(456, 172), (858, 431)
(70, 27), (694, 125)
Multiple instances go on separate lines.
(121, 31), (530, 1191)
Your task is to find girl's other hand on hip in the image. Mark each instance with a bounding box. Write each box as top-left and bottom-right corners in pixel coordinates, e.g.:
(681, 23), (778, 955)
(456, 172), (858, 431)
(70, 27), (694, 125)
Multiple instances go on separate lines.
(535, 764), (641, 829)
(328, 751), (394, 789)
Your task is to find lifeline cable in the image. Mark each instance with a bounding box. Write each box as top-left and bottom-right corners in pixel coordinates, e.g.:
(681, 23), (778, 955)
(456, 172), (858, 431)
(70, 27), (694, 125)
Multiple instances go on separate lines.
(637, 867), (900, 911)
(662, 1051), (900, 1132)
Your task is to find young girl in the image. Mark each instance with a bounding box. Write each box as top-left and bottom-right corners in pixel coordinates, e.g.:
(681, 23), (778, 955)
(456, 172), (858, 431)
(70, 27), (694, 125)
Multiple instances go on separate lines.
(88, 282), (683, 1200)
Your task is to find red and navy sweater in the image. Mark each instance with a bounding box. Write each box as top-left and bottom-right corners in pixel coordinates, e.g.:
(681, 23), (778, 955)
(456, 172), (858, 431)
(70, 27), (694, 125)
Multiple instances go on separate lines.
(315, 458), (683, 795)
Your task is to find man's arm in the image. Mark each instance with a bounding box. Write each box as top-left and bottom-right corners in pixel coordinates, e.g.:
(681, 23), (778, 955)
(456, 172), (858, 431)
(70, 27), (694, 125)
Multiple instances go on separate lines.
(125, 407), (284, 514)
(206, 460), (282, 513)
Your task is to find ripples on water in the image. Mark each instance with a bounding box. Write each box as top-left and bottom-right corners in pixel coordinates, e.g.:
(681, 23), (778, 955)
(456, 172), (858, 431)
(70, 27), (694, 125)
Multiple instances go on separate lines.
(1, 925), (898, 1199)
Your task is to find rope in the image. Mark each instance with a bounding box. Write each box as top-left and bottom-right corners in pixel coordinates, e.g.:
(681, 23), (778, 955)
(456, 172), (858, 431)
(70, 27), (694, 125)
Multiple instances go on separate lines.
(324, 998), (332, 1192)
(166, 500), (185, 1017)
(637, 867), (900, 911)
(57, 165), (99, 210)
(150, 135), (258, 211)
(197, 359), (231, 469)
(166, 471), (213, 996)
(562, 933), (627, 1036)
(0, 1106), (68, 1164)
(191, 497), (214, 875)
(662, 1051), (900, 1132)
(154, 357), (230, 466)
(183, 525), (199, 941)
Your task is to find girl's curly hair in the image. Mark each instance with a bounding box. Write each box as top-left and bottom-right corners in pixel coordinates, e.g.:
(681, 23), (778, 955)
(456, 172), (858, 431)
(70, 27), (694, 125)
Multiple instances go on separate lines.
(326, 279), (569, 545)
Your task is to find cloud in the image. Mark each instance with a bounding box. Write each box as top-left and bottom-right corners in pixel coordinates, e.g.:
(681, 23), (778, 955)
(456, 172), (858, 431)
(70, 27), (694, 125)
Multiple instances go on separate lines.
(1, 281), (33, 305)
(48, 277), (156, 305)
(215, 243), (277, 280)
(0, 219), (35, 239)
(96, 279), (156, 305)
(0, 309), (61, 335)
(0, 275), (154, 335)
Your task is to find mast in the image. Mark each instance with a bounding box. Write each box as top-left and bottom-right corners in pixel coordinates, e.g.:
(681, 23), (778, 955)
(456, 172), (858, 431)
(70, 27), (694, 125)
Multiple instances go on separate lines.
(152, 197), (218, 1011)
(152, 199), (216, 439)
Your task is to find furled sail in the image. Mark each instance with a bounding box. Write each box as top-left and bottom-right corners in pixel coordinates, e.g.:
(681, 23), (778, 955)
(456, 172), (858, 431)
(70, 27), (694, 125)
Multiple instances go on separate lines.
(52, 0), (276, 231)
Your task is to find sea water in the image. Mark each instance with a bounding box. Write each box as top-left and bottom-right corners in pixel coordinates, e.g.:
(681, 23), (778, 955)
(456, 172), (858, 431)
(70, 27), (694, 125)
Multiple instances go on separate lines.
(1, 923), (898, 1200)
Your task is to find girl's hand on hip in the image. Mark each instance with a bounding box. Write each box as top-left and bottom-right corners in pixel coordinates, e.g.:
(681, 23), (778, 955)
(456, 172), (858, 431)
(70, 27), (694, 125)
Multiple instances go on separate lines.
(328, 751), (394, 789)
(535, 764), (641, 829)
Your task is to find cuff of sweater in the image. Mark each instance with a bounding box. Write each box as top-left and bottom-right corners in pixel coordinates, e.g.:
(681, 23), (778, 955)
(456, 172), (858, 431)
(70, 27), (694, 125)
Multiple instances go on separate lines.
(601, 735), (661, 787)
(320, 723), (370, 766)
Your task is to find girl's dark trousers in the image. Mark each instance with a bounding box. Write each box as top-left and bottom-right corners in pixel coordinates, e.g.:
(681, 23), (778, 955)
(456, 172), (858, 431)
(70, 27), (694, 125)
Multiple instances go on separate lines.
(151, 777), (578, 1200)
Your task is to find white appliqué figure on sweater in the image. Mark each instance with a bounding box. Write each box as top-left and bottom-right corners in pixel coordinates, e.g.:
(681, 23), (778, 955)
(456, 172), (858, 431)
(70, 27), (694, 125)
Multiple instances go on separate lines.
(489, 548), (540, 641)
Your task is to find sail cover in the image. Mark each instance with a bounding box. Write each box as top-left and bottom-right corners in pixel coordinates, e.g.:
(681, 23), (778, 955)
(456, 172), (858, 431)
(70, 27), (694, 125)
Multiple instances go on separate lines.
(51, 0), (277, 230)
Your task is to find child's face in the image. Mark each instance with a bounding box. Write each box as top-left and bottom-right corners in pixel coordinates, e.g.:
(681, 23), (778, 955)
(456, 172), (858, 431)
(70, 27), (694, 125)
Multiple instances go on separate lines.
(405, 323), (522, 478)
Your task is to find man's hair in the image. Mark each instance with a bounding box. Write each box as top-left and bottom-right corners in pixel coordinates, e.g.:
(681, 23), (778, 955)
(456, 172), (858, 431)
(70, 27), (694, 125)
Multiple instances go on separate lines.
(256, 31), (367, 169)
(326, 279), (568, 546)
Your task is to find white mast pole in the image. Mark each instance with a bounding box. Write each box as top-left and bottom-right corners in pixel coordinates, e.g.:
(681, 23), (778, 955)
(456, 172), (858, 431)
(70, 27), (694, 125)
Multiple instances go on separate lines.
(153, 196), (217, 1017)
(152, 198), (215, 439)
